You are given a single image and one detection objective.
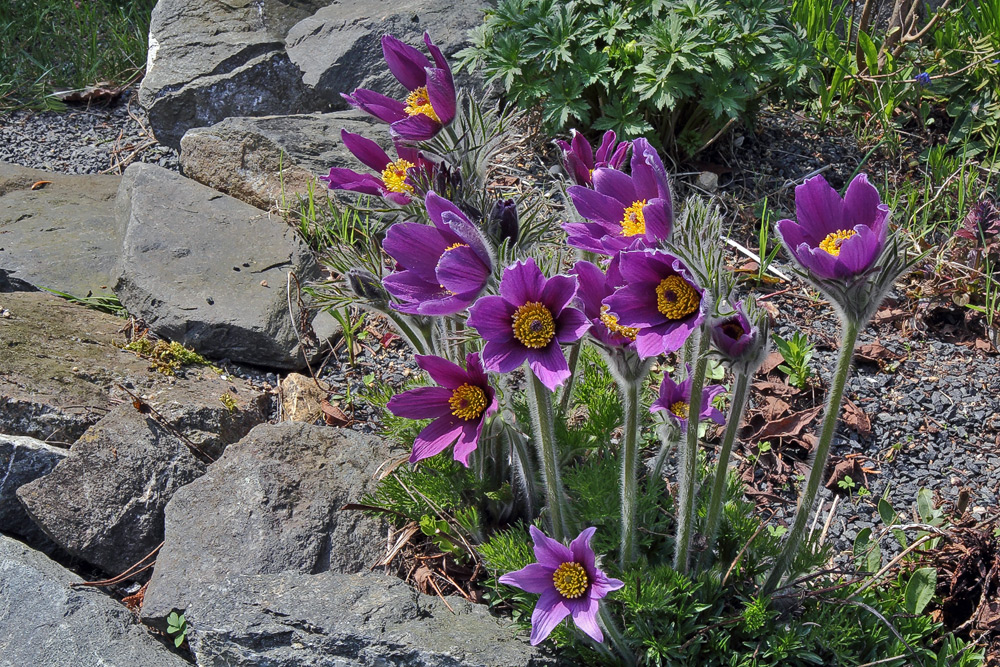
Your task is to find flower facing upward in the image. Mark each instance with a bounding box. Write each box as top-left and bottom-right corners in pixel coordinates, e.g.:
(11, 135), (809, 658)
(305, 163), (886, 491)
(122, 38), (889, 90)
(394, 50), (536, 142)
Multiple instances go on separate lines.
(381, 191), (493, 315)
(320, 130), (432, 205)
(776, 174), (889, 282)
(572, 260), (636, 348)
(556, 129), (631, 187)
(386, 353), (497, 466)
(499, 526), (624, 645)
(563, 138), (672, 255)
(466, 258), (589, 391)
(650, 365), (726, 431)
(342, 33), (456, 141)
(601, 250), (704, 359)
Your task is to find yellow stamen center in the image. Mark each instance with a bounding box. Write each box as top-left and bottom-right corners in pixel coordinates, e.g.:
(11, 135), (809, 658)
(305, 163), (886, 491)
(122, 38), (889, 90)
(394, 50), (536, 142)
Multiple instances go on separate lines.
(599, 304), (638, 340)
(552, 561), (589, 599)
(621, 200), (647, 237)
(448, 383), (487, 421)
(380, 158), (415, 194)
(818, 229), (857, 257)
(511, 301), (556, 349)
(670, 401), (688, 419)
(655, 275), (700, 320)
(443, 242), (467, 253)
(404, 86), (440, 122)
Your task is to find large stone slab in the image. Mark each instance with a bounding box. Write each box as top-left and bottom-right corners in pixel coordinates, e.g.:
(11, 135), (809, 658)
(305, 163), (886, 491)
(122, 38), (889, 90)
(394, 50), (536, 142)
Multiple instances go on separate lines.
(0, 534), (190, 667)
(0, 162), (120, 297)
(141, 422), (390, 624)
(0, 435), (67, 546)
(183, 570), (553, 667)
(114, 162), (335, 370)
(140, 0), (336, 149)
(0, 290), (269, 446)
(179, 110), (387, 210)
(17, 405), (209, 576)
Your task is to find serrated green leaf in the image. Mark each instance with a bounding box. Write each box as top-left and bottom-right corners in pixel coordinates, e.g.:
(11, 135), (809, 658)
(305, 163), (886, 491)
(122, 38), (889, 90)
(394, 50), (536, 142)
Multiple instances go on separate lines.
(904, 567), (938, 614)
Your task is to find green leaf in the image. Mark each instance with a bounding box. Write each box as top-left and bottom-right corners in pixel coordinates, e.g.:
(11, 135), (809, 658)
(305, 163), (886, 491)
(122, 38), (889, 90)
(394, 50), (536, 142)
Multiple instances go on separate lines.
(174, 634), (185, 648)
(857, 32), (878, 73)
(877, 497), (896, 526)
(917, 488), (937, 523)
(904, 567), (938, 615)
(852, 527), (881, 573)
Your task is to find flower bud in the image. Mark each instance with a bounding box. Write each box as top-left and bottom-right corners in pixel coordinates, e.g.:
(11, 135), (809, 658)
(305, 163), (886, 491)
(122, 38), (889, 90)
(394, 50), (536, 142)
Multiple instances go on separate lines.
(347, 268), (389, 305)
(488, 198), (519, 246)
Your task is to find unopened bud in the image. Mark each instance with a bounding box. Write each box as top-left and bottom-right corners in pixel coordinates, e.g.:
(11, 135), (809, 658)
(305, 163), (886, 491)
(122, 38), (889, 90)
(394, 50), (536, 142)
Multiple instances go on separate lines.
(347, 268), (388, 305)
(488, 198), (519, 246)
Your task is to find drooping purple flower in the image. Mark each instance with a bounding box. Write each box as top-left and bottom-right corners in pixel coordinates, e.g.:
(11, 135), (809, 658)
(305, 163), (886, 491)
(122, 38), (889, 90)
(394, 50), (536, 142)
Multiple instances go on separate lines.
(386, 353), (497, 466)
(650, 365), (726, 431)
(498, 526), (624, 645)
(555, 129), (631, 187)
(563, 138), (673, 255)
(710, 301), (757, 361)
(602, 250), (704, 359)
(381, 191), (493, 315)
(776, 174), (890, 282)
(466, 258), (589, 391)
(342, 32), (456, 141)
(571, 260), (636, 348)
(320, 130), (433, 205)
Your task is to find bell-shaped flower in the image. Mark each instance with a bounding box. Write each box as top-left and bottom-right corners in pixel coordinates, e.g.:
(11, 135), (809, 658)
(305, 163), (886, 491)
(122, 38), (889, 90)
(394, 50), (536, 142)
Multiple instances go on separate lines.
(320, 130), (433, 205)
(710, 301), (757, 361)
(386, 353), (497, 466)
(563, 138), (673, 255)
(498, 526), (624, 645)
(342, 32), (456, 141)
(556, 129), (631, 187)
(650, 365), (726, 432)
(571, 260), (636, 348)
(602, 250), (704, 359)
(381, 191), (493, 315)
(466, 258), (589, 391)
(776, 174), (889, 282)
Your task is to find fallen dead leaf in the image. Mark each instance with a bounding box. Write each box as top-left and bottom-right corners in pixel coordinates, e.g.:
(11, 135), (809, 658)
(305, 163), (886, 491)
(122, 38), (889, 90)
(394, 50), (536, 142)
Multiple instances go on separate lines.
(320, 399), (350, 427)
(754, 405), (823, 442)
(842, 398), (872, 438)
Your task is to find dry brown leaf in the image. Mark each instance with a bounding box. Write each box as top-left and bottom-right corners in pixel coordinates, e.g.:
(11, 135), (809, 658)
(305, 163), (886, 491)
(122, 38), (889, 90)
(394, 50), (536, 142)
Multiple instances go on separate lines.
(842, 398), (872, 438)
(755, 405), (823, 441)
(824, 457), (867, 492)
(320, 399), (350, 427)
(758, 351), (785, 376)
(752, 381), (802, 398)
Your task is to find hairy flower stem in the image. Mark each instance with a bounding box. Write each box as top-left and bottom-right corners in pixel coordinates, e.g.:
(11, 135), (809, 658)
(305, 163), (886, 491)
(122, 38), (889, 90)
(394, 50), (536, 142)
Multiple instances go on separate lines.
(527, 372), (569, 541)
(674, 331), (711, 574)
(384, 310), (432, 356)
(650, 422), (680, 483)
(598, 605), (637, 666)
(558, 341), (582, 416)
(700, 370), (751, 569)
(619, 379), (642, 566)
(762, 318), (859, 594)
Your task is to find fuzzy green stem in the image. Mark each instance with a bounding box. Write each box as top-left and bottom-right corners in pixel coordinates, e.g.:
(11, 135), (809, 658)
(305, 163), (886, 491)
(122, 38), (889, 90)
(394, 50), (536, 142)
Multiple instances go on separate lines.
(650, 422), (680, 483)
(558, 340), (582, 416)
(598, 604), (636, 665)
(619, 379), (642, 566)
(700, 370), (752, 569)
(383, 310), (431, 356)
(527, 371), (569, 541)
(762, 318), (859, 594)
(674, 331), (711, 574)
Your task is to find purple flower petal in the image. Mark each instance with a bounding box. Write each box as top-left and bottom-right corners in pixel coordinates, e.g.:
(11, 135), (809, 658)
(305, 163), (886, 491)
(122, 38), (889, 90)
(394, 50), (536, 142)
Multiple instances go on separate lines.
(390, 114), (441, 141)
(642, 198), (672, 243)
(410, 414), (465, 463)
(499, 258), (546, 304)
(436, 245), (491, 295)
(498, 562), (555, 594)
(528, 342), (571, 391)
(340, 129), (391, 173)
(570, 129), (594, 169)
(563, 221), (619, 254)
(554, 306), (590, 343)
(594, 130), (616, 164)
(540, 273), (578, 315)
(569, 596), (603, 643)
(452, 421), (482, 466)
(570, 184), (628, 228)
(425, 190), (469, 229)
(416, 293), (478, 316)
(414, 354), (471, 390)
(381, 34), (431, 91)
(529, 589), (571, 645)
(423, 32), (451, 73)
(795, 174), (846, 240)
(843, 173), (882, 228)
(836, 223), (879, 276)
(342, 89), (407, 123)
(426, 66), (456, 125)
(529, 525), (573, 567)
(386, 386), (453, 419)
(481, 339), (529, 374)
(591, 167), (636, 207)
(384, 222), (452, 277)
(467, 296), (516, 344)
(320, 168), (385, 196)
(569, 526), (597, 573)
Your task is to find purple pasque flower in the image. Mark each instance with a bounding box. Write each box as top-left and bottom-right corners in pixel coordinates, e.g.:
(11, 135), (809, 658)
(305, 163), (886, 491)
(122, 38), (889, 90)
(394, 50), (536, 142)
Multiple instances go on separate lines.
(710, 300), (756, 361)
(382, 191), (493, 315)
(563, 138), (673, 255)
(386, 353), (497, 466)
(650, 365), (726, 431)
(466, 258), (589, 391)
(320, 130), (433, 205)
(572, 259), (637, 348)
(556, 129), (631, 187)
(499, 526), (624, 645)
(776, 174), (890, 282)
(602, 250), (704, 359)
(342, 32), (456, 141)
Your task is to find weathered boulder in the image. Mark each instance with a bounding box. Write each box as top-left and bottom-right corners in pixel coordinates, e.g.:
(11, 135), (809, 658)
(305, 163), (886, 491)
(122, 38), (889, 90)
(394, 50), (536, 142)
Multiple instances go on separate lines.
(0, 534), (190, 667)
(0, 290), (269, 446)
(285, 0), (488, 102)
(141, 422), (390, 624)
(114, 162), (337, 370)
(16, 405), (208, 576)
(279, 372), (326, 423)
(0, 162), (120, 297)
(179, 110), (387, 209)
(140, 0), (336, 149)
(182, 570), (553, 667)
(0, 435), (67, 545)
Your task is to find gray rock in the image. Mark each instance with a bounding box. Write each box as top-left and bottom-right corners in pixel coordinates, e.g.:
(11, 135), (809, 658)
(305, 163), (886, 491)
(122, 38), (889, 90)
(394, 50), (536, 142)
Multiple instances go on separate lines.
(285, 0), (487, 101)
(0, 290), (269, 446)
(141, 422), (390, 625)
(140, 0), (336, 149)
(0, 435), (67, 545)
(16, 405), (207, 576)
(182, 570), (553, 667)
(114, 163), (335, 370)
(0, 162), (121, 297)
(0, 534), (189, 667)
(179, 110), (388, 210)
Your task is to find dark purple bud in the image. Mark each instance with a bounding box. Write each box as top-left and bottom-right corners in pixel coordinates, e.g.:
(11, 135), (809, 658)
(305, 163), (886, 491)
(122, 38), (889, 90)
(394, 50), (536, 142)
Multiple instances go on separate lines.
(488, 198), (519, 245)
